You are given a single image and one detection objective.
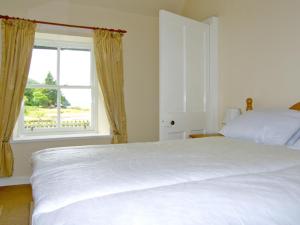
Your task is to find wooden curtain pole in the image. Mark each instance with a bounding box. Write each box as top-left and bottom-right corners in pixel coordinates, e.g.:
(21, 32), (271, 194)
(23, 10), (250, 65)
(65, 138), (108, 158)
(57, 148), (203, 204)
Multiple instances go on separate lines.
(0, 15), (127, 34)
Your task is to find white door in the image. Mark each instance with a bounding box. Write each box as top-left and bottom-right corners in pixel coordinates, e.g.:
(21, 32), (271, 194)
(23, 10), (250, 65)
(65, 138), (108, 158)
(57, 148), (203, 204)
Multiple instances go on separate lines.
(159, 10), (213, 140)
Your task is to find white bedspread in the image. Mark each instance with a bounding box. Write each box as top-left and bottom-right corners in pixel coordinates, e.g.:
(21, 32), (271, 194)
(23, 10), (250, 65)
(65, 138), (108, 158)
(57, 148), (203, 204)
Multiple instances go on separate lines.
(31, 138), (300, 225)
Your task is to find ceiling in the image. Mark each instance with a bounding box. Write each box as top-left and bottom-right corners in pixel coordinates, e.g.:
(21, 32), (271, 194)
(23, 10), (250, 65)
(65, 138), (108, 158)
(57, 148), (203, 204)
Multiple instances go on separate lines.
(2, 0), (187, 17)
(69, 0), (187, 16)
(0, 0), (188, 16)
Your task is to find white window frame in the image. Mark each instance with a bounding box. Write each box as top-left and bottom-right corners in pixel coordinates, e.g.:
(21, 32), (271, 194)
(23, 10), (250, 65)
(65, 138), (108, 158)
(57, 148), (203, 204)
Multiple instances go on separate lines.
(15, 34), (99, 139)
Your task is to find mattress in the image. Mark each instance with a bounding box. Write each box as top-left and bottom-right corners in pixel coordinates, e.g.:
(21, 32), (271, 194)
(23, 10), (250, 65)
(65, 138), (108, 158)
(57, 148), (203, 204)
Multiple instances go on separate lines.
(31, 137), (300, 225)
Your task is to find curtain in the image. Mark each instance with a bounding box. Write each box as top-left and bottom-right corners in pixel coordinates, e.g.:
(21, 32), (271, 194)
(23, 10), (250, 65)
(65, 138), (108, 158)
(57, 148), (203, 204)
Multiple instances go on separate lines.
(93, 30), (127, 144)
(0, 19), (36, 177)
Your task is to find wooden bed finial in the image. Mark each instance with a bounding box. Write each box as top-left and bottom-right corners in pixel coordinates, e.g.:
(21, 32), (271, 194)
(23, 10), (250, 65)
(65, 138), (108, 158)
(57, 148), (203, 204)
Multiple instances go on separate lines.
(290, 102), (300, 111)
(246, 98), (253, 111)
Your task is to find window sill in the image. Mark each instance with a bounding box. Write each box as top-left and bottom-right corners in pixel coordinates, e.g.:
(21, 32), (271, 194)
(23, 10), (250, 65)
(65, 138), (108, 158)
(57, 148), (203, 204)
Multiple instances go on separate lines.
(11, 133), (112, 144)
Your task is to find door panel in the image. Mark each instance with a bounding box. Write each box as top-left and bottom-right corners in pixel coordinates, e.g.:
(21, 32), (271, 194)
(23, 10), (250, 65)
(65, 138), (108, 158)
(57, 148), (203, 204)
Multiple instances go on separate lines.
(159, 10), (209, 140)
(159, 18), (185, 114)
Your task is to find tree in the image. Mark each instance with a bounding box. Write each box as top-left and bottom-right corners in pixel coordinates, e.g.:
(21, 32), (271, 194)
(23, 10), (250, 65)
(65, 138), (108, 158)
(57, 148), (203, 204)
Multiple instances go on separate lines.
(45, 72), (56, 85)
(24, 88), (34, 106)
(43, 72), (70, 107)
(43, 72), (57, 107)
(32, 90), (49, 107)
(61, 95), (71, 108)
(24, 71), (70, 108)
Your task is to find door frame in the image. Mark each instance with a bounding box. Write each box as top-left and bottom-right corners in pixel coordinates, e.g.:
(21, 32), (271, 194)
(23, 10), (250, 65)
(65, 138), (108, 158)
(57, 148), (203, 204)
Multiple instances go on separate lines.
(203, 16), (219, 133)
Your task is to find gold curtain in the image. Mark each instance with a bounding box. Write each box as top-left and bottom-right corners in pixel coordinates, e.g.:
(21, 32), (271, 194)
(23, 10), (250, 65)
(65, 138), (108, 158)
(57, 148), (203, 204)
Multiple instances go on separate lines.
(93, 30), (128, 144)
(0, 19), (36, 177)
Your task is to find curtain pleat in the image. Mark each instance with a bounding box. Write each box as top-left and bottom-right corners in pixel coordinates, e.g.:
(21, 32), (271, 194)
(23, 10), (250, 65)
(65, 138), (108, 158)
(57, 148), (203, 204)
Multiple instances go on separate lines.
(93, 30), (127, 144)
(0, 19), (36, 177)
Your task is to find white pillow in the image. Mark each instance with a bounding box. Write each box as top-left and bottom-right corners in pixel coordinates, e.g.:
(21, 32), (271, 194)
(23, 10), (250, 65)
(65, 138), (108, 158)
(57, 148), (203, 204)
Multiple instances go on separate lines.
(289, 139), (300, 150)
(220, 110), (300, 145)
(278, 109), (300, 119)
(287, 128), (300, 146)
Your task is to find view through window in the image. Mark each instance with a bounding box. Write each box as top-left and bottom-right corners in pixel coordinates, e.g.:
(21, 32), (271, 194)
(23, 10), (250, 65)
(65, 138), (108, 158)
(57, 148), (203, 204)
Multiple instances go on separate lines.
(18, 36), (98, 136)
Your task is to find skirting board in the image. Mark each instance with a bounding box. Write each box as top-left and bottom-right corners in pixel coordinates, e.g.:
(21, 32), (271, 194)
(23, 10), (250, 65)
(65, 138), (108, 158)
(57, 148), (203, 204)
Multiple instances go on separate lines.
(0, 176), (30, 186)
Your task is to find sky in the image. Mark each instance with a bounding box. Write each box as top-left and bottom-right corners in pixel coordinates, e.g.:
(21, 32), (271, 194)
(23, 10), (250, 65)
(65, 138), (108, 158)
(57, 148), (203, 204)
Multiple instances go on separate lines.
(28, 48), (92, 108)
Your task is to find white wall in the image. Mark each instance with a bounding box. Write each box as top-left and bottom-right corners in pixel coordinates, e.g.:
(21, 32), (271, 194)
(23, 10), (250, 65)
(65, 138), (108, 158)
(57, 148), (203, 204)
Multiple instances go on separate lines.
(183, 0), (300, 122)
(0, 0), (159, 177)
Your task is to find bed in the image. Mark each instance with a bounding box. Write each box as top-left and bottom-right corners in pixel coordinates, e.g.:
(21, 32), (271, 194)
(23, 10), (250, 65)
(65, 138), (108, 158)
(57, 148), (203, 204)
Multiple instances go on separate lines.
(31, 100), (300, 225)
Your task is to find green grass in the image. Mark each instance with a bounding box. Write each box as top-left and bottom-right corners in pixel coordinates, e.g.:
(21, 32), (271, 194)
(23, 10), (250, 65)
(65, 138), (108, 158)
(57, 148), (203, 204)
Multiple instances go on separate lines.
(24, 106), (90, 121)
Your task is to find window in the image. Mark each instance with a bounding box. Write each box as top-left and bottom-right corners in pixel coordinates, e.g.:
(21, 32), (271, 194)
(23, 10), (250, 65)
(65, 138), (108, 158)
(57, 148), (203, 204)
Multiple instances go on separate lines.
(14, 33), (108, 139)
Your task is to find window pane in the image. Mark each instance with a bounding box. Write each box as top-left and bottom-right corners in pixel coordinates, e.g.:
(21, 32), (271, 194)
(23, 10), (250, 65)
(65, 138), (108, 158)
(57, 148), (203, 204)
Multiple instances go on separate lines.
(60, 49), (91, 86)
(28, 47), (57, 85)
(60, 89), (92, 129)
(24, 88), (58, 130)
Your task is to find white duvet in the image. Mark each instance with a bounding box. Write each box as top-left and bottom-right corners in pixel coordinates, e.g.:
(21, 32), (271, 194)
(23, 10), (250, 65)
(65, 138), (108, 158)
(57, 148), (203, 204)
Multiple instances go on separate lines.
(31, 138), (300, 225)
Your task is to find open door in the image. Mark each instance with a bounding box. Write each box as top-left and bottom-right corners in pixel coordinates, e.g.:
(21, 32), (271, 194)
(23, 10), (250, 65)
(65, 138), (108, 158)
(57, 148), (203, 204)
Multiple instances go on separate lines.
(159, 10), (218, 141)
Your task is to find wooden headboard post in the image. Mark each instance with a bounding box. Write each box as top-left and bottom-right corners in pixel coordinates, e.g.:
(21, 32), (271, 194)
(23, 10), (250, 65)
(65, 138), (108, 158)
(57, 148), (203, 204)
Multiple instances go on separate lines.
(290, 102), (300, 111)
(244, 98), (300, 111)
(246, 98), (253, 111)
